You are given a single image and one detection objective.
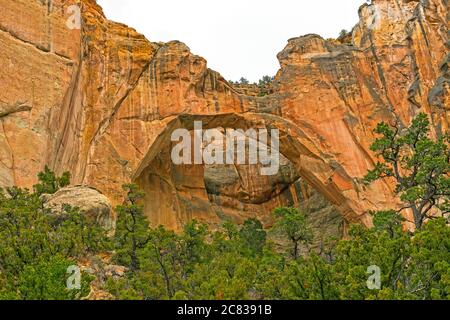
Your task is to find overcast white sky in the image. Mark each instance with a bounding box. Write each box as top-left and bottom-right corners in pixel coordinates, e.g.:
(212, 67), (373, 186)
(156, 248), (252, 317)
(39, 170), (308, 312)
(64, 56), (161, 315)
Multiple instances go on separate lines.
(97, 0), (366, 82)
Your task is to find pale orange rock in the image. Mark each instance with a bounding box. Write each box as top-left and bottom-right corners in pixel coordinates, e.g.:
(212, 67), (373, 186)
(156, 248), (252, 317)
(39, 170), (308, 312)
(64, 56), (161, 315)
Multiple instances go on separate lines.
(42, 185), (115, 231)
(0, 0), (448, 231)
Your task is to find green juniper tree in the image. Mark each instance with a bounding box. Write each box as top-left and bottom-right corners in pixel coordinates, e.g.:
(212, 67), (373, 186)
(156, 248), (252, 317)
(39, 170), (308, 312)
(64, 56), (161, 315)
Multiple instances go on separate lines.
(272, 207), (313, 260)
(239, 218), (267, 256)
(364, 113), (449, 229)
(239, 77), (249, 85)
(113, 184), (149, 272)
(339, 29), (348, 38)
(33, 165), (70, 196)
(17, 255), (93, 300)
(258, 75), (274, 87)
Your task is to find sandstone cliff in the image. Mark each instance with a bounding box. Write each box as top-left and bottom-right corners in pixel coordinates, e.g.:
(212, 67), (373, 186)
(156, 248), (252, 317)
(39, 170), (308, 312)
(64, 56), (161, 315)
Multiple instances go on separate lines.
(0, 0), (448, 231)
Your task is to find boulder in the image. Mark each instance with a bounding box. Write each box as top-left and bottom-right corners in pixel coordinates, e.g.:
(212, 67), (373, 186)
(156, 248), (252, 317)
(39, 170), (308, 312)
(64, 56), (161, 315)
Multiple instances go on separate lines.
(42, 186), (115, 231)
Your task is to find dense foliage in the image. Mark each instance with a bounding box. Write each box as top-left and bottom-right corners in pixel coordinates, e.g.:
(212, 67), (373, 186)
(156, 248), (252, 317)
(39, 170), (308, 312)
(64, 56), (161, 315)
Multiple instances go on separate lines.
(106, 202), (449, 300)
(0, 170), (108, 299)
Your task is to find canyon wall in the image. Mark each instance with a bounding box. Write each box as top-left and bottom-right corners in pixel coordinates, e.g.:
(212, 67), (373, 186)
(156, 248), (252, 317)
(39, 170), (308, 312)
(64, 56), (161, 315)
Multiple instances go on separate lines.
(0, 0), (448, 231)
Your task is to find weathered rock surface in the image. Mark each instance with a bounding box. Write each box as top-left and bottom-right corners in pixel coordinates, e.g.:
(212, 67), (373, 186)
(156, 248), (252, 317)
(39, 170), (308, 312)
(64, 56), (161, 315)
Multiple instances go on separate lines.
(78, 253), (126, 300)
(0, 0), (448, 231)
(42, 186), (115, 231)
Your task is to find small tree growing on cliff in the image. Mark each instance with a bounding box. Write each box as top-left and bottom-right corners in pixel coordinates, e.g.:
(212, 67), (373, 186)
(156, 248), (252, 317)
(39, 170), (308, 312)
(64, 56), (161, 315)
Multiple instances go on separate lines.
(339, 29), (348, 38)
(364, 113), (449, 229)
(258, 75), (274, 87)
(239, 77), (249, 85)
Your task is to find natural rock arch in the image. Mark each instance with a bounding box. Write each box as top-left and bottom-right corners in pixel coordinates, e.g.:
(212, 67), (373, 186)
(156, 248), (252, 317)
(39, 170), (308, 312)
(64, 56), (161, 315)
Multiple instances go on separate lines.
(132, 113), (388, 229)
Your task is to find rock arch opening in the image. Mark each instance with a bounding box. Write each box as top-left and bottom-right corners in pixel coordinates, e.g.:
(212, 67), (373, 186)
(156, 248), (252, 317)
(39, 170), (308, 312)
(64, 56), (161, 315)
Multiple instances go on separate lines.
(133, 113), (355, 239)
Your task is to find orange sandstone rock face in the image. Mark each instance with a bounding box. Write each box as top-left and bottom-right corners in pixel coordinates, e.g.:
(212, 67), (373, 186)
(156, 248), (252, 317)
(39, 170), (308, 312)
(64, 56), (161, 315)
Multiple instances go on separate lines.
(0, 0), (448, 231)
